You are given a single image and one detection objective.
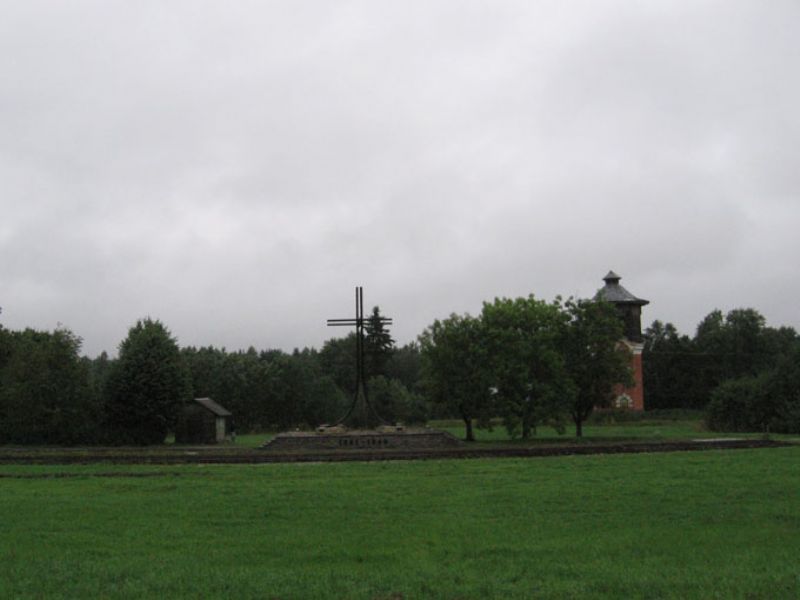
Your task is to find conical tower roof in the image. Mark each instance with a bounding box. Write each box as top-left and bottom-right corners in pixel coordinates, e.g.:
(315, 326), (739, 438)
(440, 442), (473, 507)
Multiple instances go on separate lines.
(596, 271), (649, 306)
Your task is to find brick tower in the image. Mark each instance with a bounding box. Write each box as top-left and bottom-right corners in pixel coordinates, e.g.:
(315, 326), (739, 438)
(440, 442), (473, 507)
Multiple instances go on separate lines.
(595, 271), (649, 410)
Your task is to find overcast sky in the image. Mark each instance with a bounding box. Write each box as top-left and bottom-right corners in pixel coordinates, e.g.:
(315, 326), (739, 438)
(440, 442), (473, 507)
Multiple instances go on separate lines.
(1, 1), (798, 357)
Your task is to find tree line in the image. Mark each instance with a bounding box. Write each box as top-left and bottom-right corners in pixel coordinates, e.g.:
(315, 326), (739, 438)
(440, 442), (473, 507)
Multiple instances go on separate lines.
(420, 296), (629, 440)
(0, 309), (425, 445)
(0, 296), (627, 444)
(643, 308), (799, 433)
(1, 300), (797, 445)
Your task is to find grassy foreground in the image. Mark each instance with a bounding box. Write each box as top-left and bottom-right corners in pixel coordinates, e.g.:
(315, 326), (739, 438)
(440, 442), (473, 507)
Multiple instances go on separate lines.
(1, 447), (799, 599)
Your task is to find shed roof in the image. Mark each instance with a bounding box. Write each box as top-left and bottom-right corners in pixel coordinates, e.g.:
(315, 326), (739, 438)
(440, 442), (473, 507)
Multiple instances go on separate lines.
(595, 271), (649, 306)
(193, 397), (232, 416)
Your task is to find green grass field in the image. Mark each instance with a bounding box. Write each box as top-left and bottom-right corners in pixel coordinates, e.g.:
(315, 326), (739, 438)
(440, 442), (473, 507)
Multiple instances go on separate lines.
(431, 418), (708, 443)
(1, 446), (798, 599)
(235, 418), (703, 448)
(232, 414), (797, 448)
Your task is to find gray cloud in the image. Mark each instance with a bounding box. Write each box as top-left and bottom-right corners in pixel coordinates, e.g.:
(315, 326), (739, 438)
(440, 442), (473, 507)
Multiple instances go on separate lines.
(1, 1), (798, 355)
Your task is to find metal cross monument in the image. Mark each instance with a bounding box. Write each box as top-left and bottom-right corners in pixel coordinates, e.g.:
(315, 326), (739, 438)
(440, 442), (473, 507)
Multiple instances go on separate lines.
(327, 286), (392, 428)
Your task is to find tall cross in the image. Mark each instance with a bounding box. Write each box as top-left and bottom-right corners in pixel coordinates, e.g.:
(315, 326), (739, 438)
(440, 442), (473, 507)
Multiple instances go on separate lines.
(327, 286), (392, 427)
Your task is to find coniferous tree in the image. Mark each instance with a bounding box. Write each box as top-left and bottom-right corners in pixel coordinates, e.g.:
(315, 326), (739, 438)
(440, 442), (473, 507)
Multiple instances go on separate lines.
(104, 318), (189, 444)
(364, 306), (395, 379)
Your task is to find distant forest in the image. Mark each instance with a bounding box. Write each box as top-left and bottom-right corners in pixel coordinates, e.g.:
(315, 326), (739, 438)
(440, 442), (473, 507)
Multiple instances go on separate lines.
(0, 300), (798, 445)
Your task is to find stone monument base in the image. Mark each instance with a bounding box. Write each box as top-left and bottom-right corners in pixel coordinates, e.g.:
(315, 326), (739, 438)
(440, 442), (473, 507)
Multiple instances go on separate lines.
(260, 427), (462, 452)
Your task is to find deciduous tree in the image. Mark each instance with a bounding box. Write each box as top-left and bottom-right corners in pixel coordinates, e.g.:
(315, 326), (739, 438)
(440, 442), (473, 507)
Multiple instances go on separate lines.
(385, 341), (423, 394)
(319, 334), (357, 397)
(419, 314), (492, 441)
(0, 328), (98, 444)
(481, 296), (570, 439)
(562, 299), (632, 437)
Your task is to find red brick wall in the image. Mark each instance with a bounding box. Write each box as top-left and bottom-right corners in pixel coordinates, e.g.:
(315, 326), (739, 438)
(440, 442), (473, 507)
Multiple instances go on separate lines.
(612, 347), (645, 411)
(628, 352), (644, 410)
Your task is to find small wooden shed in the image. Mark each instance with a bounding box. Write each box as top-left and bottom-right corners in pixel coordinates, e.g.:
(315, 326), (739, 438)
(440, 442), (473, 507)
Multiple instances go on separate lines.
(175, 397), (233, 444)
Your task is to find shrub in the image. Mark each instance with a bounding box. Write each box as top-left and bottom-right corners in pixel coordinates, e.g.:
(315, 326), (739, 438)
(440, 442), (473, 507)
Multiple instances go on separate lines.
(705, 373), (775, 433)
(706, 342), (800, 434)
(767, 345), (800, 434)
(368, 376), (429, 425)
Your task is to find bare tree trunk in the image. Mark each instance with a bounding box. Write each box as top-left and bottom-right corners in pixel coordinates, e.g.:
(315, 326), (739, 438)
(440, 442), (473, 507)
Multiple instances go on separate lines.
(463, 417), (475, 442)
(575, 418), (583, 438)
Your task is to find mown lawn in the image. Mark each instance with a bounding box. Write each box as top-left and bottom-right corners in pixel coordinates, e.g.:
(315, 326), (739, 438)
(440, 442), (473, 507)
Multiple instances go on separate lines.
(232, 416), (713, 448)
(432, 418), (709, 443)
(234, 414), (800, 448)
(1, 446), (798, 599)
